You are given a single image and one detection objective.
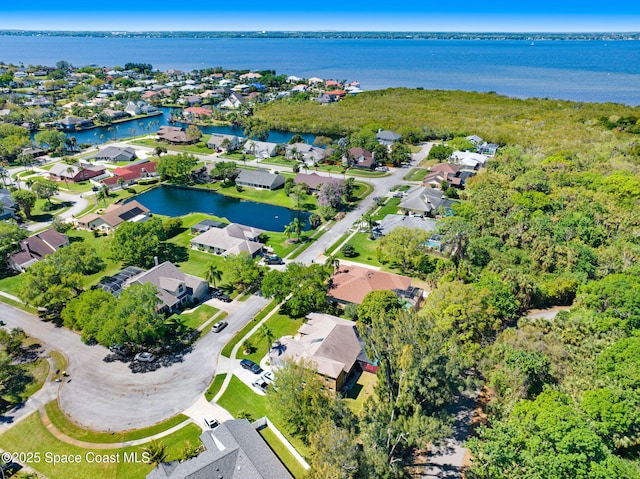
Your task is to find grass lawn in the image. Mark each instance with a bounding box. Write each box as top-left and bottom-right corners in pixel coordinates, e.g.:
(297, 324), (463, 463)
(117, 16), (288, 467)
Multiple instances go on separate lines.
(239, 312), (304, 365)
(344, 371), (377, 414)
(221, 300), (279, 357)
(171, 304), (219, 331)
(335, 232), (383, 268)
(262, 231), (315, 258)
(259, 156), (296, 168)
(20, 358), (50, 401)
(217, 376), (268, 420)
(204, 181), (317, 211)
(49, 351), (68, 376)
(404, 167), (429, 182)
(0, 412), (201, 479)
(372, 197), (401, 220)
(0, 271), (24, 298)
(67, 230), (123, 288)
(131, 137), (214, 155)
(44, 402), (189, 444)
(57, 180), (95, 194)
(204, 373), (227, 402)
(259, 426), (308, 479)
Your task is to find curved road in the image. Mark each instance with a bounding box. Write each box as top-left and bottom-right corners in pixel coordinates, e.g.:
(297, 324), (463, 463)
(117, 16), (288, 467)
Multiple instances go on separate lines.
(1, 295), (267, 431)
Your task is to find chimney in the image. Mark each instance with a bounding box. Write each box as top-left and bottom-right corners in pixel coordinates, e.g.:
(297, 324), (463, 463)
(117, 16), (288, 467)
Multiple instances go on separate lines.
(154, 256), (159, 266)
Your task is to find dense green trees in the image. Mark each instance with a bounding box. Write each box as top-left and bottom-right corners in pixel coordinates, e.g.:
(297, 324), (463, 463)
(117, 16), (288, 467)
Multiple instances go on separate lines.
(0, 222), (27, 265)
(156, 153), (198, 184)
(19, 243), (105, 317)
(222, 253), (262, 290)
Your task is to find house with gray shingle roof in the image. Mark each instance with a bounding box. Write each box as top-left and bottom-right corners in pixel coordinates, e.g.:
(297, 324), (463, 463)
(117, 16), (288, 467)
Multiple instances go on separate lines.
(0, 188), (17, 220)
(191, 223), (265, 257)
(398, 186), (456, 217)
(376, 129), (401, 147)
(8, 228), (69, 272)
(147, 419), (292, 479)
(269, 313), (366, 395)
(235, 169), (285, 190)
(91, 146), (137, 162)
(123, 261), (208, 313)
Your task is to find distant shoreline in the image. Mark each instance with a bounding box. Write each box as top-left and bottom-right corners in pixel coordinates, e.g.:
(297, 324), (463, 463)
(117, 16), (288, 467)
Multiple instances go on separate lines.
(1, 31), (639, 41)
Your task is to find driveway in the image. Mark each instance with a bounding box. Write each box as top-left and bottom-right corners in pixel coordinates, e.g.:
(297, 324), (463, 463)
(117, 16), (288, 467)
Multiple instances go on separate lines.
(0, 295), (268, 431)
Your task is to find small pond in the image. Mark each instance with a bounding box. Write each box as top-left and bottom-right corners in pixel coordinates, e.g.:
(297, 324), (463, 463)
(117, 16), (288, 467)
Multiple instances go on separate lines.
(127, 185), (310, 232)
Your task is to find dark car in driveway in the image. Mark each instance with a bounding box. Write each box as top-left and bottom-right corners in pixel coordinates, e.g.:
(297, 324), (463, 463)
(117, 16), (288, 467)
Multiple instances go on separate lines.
(240, 358), (262, 374)
(211, 288), (232, 302)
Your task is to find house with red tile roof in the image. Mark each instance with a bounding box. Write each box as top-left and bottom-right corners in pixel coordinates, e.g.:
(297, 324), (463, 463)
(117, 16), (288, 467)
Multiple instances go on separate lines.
(101, 162), (157, 189)
(327, 264), (422, 307)
(184, 106), (213, 118)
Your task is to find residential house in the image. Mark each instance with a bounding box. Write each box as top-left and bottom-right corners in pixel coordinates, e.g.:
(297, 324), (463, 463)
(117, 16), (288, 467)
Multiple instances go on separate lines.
(207, 133), (245, 152)
(123, 261), (209, 313)
(184, 106), (213, 118)
(57, 116), (94, 131)
(91, 146), (137, 163)
(347, 147), (375, 169)
(48, 163), (106, 183)
(293, 172), (344, 192)
(239, 72), (263, 81)
(219, 92), (246, 109)
(101, 162), (158, 189)
(399, 186), (456, 217)
(269, 313), (367, 394)
(376, 129), (401, 147)
(450, 151), (487, 170)
(235, 169), (285, 190)
(328, 264), (422, 308)
(242, 140), (278, 158)
(374, 214), (438, 238)
(190, 219), (226, 235)
(157, 126), (197, 145)
(191, 223), (265, 257)
(8, 228), (69, 272)
(286, 143), (329, 164)
(146, 419), (292, 479)
(479, 143), (499, 157)
(422, 163), (463, 188)
(75, 200), (151, 232)
(0, 188), (17, 220)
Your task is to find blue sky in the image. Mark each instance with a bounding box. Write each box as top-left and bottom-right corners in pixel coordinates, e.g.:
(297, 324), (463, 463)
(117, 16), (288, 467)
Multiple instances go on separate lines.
(2, 1), (640, 32)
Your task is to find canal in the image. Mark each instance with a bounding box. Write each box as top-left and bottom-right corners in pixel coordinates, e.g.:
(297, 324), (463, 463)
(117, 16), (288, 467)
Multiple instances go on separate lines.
(127, 185), (310, 232)
(52, 107), (316, 146)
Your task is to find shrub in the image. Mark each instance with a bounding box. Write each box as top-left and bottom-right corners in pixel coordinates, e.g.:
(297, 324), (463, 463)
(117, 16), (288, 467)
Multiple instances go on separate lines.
(341, 243), (357, 257)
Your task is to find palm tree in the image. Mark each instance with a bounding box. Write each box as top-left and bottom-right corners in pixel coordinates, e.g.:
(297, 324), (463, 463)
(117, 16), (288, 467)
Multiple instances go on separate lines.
(283, 223), (293, 240)
(65, 166), (74, 185)
(324, 255), (340, 274)
(302, 163), (309, 174)
(142, 440), (168, 467)
(258, 324), (274, 350)
(289, 217), (302, 240)
(205, 263), (222, 288)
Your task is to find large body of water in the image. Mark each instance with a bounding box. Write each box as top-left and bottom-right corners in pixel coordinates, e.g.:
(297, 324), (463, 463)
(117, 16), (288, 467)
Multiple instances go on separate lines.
(2, 35), (640, 105)
(129, 185), (310, 232)
(49, 107), (316, 146)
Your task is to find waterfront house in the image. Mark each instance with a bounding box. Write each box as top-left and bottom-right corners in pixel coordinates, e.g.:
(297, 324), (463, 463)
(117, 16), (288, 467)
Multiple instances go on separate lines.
(286, 143), (329, 164)
(57, 116), (94, 131)
(219, 92), (246, 109)
(76, 200), (151, 232)
(157, 126), (200, 145)
(191, 223), (265, 257)
(190, 219), (227, 235)
(184, 106), (213, 118)
(123, 261), (209, 313)
(91, 146), (137, 163)
(8, 228), (69, 272)
(146, 419), (292, 479)
(207, 133), (245, 152)
(235, 169), (285, 190)
(242, 140), (278, 158)
(268, 313), (366, 395)
(327, 264), (422, 308)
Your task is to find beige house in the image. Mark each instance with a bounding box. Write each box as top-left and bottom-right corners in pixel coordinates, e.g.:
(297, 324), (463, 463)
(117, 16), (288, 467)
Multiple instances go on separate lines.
(76, 200), (151, 233)
(268, 313), (366, 394)
(191, 223), (265, 257)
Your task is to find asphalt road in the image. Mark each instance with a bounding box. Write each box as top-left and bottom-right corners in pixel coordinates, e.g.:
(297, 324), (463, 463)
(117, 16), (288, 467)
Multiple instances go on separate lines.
(0, 295), (268, 431)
